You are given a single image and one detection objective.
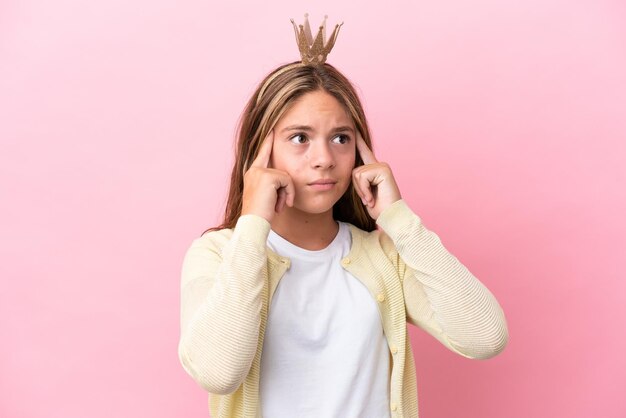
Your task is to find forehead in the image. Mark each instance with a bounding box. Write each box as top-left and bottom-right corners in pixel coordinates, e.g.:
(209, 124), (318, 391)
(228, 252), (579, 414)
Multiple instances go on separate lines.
(276, 90), (353, 128)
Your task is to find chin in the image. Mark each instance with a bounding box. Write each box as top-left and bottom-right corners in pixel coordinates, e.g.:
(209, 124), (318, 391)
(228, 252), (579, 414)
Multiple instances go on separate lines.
(292, 196), (341, 215)
(292, 203), (334, 215)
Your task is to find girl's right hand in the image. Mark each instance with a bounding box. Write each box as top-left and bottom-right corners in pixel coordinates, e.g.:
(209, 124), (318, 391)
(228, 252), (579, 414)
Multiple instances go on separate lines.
(241, 130), (295, 223)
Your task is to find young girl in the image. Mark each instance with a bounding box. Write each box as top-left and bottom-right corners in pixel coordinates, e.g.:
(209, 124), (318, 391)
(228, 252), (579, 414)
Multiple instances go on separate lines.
(178, 15), (508, 418)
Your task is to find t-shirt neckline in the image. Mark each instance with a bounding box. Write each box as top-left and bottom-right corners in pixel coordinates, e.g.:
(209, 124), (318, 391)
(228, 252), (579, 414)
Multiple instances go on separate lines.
(268, 221), (348, 259)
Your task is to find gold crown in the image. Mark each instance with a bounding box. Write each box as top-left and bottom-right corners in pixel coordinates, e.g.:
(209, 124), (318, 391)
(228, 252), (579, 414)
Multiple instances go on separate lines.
(290, 14), (344, 65)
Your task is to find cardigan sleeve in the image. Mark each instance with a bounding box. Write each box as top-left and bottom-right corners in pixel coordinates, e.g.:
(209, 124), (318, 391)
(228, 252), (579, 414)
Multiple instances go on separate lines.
(376, 199), (509, 360)
(178, 214), (270, 394)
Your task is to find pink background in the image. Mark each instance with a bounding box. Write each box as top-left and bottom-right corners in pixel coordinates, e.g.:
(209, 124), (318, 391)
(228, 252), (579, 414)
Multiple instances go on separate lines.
(1, 0), (625, 417)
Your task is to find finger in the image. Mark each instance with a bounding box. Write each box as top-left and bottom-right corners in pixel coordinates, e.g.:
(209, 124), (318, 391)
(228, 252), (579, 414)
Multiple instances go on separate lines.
(285, 177), (295, 207)
(275, 172), (296, 211)
(356, 131), (377, 165)
(275, 187), (287, 213)
(358, 175), (374, 205)
(352, 169), (373, 205)
(351, 170), (367, 204)
(354, 184), (368, 206)
(251, 130), (274, 168)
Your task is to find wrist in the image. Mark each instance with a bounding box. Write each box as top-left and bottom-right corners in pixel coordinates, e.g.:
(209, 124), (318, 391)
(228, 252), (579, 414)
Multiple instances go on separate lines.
(376, 199), (421, 236)
(234, 214), (272, 242)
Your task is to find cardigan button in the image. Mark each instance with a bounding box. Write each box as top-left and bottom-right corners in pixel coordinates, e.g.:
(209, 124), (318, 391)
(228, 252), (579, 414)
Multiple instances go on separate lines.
(391, 345), (398, 354)
(391, 402), (397, 411)
(377, 293), (385, 302)
(342, 257), (351, 265)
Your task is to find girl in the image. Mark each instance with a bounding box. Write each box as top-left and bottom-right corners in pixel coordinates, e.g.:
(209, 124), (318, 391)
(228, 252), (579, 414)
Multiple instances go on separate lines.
(178, 16), (508, 418)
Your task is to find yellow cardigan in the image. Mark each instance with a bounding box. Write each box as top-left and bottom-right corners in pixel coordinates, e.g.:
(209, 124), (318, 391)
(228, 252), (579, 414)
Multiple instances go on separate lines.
(178, 199), (509, 418)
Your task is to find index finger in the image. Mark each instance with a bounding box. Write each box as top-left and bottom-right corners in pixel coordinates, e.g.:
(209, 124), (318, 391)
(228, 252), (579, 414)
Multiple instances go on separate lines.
(251, 130), (274, 168)
(356, 131), (377, 165)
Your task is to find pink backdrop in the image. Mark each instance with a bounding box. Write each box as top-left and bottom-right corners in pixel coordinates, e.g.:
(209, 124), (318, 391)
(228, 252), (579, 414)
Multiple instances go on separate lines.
(2, 0), (625, 417)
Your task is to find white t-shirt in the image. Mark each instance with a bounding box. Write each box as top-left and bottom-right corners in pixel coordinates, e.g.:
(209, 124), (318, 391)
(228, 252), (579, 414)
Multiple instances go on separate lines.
(260, 221), (391, 418)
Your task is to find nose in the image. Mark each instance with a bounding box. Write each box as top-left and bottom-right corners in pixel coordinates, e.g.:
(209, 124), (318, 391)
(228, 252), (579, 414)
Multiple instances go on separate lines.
(307, 140), (335, 169)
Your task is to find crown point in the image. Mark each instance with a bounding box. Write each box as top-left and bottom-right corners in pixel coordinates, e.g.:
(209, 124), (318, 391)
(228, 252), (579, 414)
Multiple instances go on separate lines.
(291, 13), (342, 65)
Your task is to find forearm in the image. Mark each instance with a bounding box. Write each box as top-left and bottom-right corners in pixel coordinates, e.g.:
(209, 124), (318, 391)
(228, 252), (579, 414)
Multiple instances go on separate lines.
(178, 215), (270, 393)
(377, 199), (509, 359)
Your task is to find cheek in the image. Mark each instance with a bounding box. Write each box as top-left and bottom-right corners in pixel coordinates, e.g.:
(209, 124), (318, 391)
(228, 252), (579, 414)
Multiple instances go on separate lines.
(339, 148), (356, 172)
(272, 155), (300, 179)
(269, 145), (289, 170)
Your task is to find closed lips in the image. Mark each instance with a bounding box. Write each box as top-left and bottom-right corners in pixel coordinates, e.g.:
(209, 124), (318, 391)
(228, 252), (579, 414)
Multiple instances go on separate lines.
(309, 179), (337, 185)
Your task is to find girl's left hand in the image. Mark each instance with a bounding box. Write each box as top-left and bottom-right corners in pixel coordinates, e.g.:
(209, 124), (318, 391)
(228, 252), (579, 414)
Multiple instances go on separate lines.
(352, 132), (402, 220)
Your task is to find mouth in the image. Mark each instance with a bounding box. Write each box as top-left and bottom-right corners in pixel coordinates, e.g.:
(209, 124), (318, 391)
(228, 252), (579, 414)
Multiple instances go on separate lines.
(308, 179), (337, 185)
(308, 179), (338, 190)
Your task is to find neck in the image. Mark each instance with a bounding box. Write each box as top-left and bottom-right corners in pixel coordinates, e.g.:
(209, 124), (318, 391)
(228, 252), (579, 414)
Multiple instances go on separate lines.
(270, 207), (339, 251)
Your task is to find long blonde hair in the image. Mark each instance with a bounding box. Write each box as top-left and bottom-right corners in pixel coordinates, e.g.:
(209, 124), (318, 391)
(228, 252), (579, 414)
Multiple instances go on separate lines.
(203, 61), (376, 235)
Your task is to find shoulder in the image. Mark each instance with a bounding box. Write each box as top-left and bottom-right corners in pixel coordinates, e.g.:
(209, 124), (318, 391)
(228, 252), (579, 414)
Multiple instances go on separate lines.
(183, 227), (234, 263)
(184, 214), (271, 260)
(196, 227), (234, 249)
(180, 228), (234, 283)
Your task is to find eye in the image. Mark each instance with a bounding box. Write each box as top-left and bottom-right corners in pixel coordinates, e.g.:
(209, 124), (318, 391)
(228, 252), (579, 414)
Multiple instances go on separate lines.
(289, 133), (308, 144)
(331, 134), (351, 145)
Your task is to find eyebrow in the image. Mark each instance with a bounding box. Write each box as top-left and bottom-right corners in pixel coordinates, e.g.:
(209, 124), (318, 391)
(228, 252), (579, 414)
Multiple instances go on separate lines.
(281, 124), (355, 134)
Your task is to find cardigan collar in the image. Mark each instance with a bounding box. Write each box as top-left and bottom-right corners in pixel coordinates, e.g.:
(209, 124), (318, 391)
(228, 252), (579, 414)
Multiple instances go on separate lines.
(264, 224), (370, 303)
